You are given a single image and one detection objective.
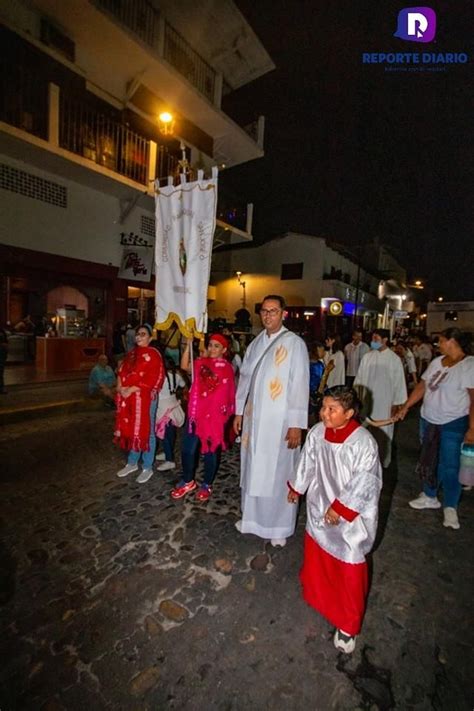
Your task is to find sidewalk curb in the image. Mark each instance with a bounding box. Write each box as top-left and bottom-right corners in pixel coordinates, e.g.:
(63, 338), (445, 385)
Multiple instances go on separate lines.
(0, 398), (105, 425)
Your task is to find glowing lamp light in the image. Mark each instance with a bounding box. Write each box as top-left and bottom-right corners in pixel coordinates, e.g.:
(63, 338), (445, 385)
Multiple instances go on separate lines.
(158, 111), (175, 136)
(438, 296), (444, 302)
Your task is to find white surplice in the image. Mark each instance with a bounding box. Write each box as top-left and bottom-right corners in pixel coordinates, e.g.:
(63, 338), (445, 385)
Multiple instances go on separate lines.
(290, 422), (382, 563)
(236, 327), (309, 539)
(354, 348), (407, 467)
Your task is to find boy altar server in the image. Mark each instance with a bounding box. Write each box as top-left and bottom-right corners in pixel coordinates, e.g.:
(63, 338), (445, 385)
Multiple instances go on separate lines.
(288, 386), (383, 653)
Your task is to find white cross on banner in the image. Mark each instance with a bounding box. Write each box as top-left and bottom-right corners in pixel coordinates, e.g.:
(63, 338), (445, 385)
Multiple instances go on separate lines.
(154, 168), (218, 339)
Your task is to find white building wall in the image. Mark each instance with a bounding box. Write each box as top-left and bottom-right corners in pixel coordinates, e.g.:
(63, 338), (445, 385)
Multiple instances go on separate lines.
(324, 246), (379, 293)
(209, 233), (326, 327)
(426, 302), (474, 336)
(0, 155), (154, 267)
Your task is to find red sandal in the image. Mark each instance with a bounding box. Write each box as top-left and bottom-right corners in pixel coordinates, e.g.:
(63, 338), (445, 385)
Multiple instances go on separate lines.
(195, 484), (212, 502)
(171, 480), (197, 499)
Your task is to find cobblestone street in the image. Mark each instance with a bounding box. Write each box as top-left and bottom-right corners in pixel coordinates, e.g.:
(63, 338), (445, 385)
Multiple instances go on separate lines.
(1, 410), (472, 710)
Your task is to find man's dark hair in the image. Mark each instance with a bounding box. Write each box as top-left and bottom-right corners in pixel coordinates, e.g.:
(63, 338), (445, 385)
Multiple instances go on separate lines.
(373, 328), (390, 342)
(324, 386), (361, 416)
(262, 294), (286, 309)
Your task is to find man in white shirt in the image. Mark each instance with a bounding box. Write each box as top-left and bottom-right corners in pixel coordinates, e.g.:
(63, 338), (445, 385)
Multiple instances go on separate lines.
(413, 336), (433, 376)
(233, 295), (309, 547)
(344, 330), (369, 387)
(394, 342), (418, 387)
(354, 329), (407, 468)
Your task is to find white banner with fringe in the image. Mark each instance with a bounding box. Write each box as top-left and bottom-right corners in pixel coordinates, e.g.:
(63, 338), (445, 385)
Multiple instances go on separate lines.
(154, 168), (218, 339)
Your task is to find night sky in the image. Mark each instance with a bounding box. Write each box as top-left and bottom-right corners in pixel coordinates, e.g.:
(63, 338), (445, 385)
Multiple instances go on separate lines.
(221, 1), (473, 300)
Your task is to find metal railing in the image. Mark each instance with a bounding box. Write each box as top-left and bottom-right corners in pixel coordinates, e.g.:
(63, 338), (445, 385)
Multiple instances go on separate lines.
(59, 95), (149, 184)
(155, 145), (180, 183)
(163, 22), (216, 102)
(95, 0), (157, 47)
(0, 62), (48, 139)
(95, 0), (217, 103)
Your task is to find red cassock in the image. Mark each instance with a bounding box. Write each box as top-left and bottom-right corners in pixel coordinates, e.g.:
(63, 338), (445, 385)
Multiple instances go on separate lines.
(300, 532), (368, 636)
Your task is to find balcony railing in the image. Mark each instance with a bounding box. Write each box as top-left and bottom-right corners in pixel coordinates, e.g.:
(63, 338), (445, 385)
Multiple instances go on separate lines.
(0, 67), (207, 189)
(95, 0), (157, 47)
(155, 145), (180, 183)
(0, 62), (48, 140)
(59, 95), (149, 184)
(163, 22), (215, 103)
(94, 0), (217, 104)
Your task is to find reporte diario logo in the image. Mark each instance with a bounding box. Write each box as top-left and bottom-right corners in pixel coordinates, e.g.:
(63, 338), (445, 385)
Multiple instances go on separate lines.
(394, 7), (436, 43)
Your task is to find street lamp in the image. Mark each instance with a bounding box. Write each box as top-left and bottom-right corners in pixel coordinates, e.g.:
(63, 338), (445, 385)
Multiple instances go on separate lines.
(438, 296), (444, 302)
(236, 271), (247, 307)
(158, 111), (175, 136)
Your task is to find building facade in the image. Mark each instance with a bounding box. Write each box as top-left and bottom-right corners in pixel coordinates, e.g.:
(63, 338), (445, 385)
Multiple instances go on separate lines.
(209, 232), (387, 340)
(426, 301), (474, 337)
(0, 0), (273, 352)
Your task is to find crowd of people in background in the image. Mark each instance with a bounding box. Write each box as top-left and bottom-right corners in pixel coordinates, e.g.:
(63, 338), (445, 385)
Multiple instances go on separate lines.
(88, 304), (473, 656)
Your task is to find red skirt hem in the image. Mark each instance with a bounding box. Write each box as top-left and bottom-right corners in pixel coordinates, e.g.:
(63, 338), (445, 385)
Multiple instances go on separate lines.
(300, 531), (368, 636)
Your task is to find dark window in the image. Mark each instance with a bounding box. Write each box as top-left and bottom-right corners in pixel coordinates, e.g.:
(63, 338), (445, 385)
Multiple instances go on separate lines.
(281, 263), (303, 280)
(445, 311), (458, 321)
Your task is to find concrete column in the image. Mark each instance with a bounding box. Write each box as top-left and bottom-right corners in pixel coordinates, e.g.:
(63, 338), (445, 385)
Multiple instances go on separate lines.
(213, 72), (223, 108)
(147, 140), (157, 193)
(48, 83), (60, 147)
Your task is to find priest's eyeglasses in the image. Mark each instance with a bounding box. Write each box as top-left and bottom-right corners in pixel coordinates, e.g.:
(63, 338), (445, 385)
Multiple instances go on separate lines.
(260, 308), (282, 316)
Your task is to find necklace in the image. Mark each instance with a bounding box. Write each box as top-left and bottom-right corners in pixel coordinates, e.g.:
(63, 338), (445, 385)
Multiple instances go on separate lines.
(442, 354), (465, 368)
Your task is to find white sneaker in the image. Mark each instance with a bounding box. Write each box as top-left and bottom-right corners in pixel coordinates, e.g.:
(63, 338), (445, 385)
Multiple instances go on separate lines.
(271, 538), (286, 547)
(409, 492), (441, 510)
(334, 629), (356, 654)
(136, 468), (154, 484)
(116, 463), (139, 478)
(235, 520), (242, 532)
(443, 507), (460, 530)
(156, 461), (176, 472)
(155, 452), (166, 461)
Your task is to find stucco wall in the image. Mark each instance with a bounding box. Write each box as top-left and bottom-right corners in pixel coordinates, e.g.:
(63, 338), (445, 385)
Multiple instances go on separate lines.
(0, 155), (154, 267)
(209, 233), (326, 327)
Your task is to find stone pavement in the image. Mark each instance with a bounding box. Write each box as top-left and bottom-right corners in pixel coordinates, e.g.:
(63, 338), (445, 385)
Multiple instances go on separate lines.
(0, 411), (472, 710)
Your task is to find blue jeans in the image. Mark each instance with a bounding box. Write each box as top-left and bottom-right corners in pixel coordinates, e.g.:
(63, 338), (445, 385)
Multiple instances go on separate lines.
(160, 421), (176, 462)
(421, 415), (468, 508)
(127, 398), (158, 469)
(181, 428), (221, 487)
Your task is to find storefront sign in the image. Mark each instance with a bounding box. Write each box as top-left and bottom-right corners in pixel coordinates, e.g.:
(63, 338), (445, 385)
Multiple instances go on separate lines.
(118, 246), (153, 282)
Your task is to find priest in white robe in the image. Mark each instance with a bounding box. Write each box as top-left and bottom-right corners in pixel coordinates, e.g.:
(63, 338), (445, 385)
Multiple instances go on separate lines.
(354, 329), (407, 467)
(233, 295), (309, 547)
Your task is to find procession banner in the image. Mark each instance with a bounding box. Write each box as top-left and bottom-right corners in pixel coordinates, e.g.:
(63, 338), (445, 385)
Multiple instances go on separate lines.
(154, 168), (218, 339)
(118, 246), (153, 282)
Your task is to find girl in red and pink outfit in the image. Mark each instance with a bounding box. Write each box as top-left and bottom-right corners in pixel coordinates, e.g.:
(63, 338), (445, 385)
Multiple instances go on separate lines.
(171, 334), (236, 502)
